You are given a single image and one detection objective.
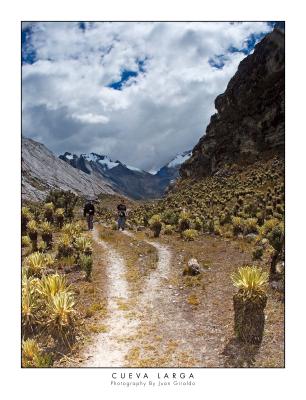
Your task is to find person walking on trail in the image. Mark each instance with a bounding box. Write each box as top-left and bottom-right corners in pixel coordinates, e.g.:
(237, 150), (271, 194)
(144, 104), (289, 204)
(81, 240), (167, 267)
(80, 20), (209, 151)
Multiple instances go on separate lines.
(84, 199), (95, 231)
(117, 199), (127, 231)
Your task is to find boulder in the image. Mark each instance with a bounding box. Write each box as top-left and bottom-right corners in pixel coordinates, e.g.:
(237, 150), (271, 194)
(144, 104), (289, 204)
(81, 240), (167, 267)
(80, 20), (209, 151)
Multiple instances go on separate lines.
(183, 258), (201, 276)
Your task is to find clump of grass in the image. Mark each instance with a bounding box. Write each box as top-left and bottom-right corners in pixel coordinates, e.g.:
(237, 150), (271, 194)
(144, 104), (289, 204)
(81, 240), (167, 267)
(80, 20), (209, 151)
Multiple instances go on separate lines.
(187, 294), (200, 306)
(88, 323), (108, 333)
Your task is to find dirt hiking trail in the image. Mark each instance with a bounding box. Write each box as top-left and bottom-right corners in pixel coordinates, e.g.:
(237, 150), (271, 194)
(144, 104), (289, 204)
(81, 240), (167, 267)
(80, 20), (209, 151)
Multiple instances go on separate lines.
(82, 226), (139, 366)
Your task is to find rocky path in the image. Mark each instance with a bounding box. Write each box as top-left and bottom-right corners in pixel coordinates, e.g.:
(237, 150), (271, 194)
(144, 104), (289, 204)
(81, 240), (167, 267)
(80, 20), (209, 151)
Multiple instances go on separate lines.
(82, 226), (139, 367)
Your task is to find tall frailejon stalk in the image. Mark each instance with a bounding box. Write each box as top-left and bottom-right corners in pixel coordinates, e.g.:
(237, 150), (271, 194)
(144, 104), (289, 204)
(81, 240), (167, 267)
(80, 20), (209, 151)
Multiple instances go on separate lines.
(41, 221), (53, 249)
(27, 220), (38, 252)
(231, 266), (268, 344)
(43, 202), (54, 223)
(54, 208), (65, 228)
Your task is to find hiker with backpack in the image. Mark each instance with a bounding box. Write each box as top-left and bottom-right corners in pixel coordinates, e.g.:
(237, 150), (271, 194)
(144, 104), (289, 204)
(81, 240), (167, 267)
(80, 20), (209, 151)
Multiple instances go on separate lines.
(117, 199), (127, 231)
(84, 199), (95, 231)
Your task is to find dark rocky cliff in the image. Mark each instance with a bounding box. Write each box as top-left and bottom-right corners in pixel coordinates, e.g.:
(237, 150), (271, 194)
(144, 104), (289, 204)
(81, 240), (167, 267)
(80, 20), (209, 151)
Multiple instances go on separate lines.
(180, 26), (285, 179)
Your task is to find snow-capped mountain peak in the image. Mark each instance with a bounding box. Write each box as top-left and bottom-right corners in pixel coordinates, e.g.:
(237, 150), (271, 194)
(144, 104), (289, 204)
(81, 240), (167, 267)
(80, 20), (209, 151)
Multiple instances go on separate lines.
(167, 150), (192, 168)
(80, 153), (120, 170)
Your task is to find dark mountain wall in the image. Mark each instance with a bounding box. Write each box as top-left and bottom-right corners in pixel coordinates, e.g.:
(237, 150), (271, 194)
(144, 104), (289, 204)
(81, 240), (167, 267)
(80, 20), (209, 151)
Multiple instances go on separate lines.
(180, 26), (285, 179)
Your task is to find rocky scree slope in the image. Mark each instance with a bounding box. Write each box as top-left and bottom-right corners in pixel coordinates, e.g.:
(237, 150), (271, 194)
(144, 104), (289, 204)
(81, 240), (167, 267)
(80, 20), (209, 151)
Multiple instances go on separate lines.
(22, 137), (116, 201)
(180, 26), (284, 179)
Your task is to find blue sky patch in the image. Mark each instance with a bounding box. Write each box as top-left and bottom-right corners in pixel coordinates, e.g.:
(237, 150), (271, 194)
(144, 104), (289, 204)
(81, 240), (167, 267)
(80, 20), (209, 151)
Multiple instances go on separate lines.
(108, 58), (147, 90)
(108, 70), (138, 90)
(78, 22), (86, 32)
(208, 54), (227, 69)
(22, 25), (37, 65)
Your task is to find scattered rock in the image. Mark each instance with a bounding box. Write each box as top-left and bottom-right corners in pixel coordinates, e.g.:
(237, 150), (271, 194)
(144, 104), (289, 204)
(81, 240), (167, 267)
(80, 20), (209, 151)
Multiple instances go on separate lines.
(245, 233), (257, 242)
(261, 238), (269, 246)
(276, 261), (285, 274)
(183, 258), (201, 276)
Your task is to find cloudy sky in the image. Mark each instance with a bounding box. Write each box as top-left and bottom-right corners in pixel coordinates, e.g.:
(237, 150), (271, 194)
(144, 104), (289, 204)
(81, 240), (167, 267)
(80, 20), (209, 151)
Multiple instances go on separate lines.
(22, 21), (273, 172)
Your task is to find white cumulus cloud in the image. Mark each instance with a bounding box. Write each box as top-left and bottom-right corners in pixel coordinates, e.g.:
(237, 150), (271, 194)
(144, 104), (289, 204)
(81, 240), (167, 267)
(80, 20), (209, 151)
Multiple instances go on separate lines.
(22, 21), (273, 171)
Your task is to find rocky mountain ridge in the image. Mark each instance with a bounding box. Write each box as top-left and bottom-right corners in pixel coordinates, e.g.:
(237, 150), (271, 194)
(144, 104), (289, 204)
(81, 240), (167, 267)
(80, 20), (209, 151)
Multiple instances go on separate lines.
(22, 137), (116, 202)
(59, 150), (192, 200)
(180, 25), (285, 179)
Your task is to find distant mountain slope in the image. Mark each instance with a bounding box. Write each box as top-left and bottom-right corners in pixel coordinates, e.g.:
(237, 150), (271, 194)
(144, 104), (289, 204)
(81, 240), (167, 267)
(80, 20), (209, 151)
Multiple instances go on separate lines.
(22, 137), (116, 201)
(180, 25), (284, 179)
(59, 150), (192, 200)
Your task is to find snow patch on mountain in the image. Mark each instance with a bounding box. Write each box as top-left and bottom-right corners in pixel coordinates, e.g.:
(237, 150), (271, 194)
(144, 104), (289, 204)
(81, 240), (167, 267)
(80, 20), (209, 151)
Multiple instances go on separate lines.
(167, 150), (192, 168)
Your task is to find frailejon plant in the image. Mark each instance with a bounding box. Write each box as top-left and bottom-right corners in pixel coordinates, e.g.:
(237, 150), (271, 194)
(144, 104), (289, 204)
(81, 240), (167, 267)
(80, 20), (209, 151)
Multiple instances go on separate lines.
(24, 252), (47, 278)
(178, 211), (190, 232)
(54, 208), (65, 228)
(79, 254), (93, 281)
(22, 339), (53, 368)
(46, 291), (76, 342)
(62, 222), (82, 238)
(232, 217), (244, 236)
(46, 189), (78, 221)
(22, 235), (31, 248)
(164, 224), (174, 235)
(44, 202), (54, 223)
(57, 234), (74, 258)
(74, 236), (93, 256)
(149, 214), (162, 238)
(22, 272), (40, 331)
(37, 240), (47, 253)
(267, 222), (284, 276)
(37, 274), (71, 300)
(244, 218), (259, 235)
(231, 266), (268, 343)
(182, 229), (198, 241)
(22, 207), (33, 235)
(41, 221), (53, 249)
(27, 220), (38, 251)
